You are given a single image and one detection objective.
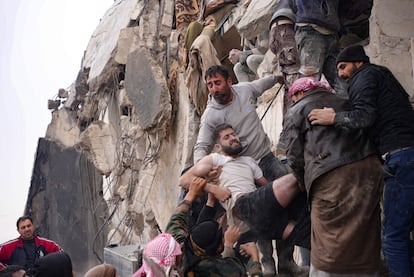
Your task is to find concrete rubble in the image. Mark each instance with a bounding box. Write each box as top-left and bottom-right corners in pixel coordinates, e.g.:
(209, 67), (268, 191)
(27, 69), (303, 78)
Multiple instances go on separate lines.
(27, 0), (414, 274)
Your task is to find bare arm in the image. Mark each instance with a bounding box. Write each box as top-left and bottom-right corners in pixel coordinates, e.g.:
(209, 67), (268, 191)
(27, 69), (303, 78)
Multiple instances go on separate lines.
(239, 242), (262, 277)
(180, 155), (231, 201)
(255, 176), (268, 187)
(222, 225), (241, 258)
(180, 155), (214, 188)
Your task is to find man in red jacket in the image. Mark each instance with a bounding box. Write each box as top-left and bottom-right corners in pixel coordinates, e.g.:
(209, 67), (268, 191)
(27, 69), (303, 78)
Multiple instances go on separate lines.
(0, 216), (61, 276)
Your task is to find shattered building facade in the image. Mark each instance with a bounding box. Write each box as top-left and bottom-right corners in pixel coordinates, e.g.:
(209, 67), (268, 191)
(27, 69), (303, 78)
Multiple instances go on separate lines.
(24, 0), (414, 274)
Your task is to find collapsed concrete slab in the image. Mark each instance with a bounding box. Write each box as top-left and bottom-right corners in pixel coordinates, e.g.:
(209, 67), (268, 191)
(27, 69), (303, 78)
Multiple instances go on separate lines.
(77, 121), (117, 176)
(27, 138), (107, 275)
(124, 47), (172, 131)
(45, 108), (80, 148)
(237, 0), (279, 40)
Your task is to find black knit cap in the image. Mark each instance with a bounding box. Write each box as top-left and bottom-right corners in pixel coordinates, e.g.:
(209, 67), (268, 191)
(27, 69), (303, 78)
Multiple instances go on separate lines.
(336, 45), (370, 65)
(190, 219), (222, 256)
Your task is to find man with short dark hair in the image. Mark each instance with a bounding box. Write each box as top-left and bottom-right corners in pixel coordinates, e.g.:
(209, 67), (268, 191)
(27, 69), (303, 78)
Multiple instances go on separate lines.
(308, 44), (414, 277)
(0, 216), (61, 276)
(195, 64), (300, 276)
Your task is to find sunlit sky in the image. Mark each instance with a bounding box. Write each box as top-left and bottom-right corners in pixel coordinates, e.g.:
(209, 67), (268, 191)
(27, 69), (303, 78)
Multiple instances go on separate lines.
(0, 0), (113, 242)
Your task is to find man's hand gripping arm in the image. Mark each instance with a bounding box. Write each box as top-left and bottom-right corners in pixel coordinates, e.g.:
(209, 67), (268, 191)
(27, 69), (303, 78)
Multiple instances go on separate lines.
(179, 155), (231, 202)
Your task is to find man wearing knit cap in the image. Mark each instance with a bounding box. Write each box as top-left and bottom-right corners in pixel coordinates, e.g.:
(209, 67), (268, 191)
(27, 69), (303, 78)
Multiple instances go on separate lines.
(166, 176), (263, 277)
(308, 44), (414, 277)
(283, 77), (383, 276)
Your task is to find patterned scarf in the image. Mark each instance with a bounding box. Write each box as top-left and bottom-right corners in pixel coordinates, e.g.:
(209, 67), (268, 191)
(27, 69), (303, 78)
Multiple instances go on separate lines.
(133, 233), (181, 277)
(288, 77), (333, 98)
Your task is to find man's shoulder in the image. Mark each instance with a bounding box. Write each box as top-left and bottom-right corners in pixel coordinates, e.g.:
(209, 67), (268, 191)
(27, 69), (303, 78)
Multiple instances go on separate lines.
(0, 238), (21, 248)
(354, 63), (384, 79)
(236, 156), (261, 170)
(201, 104), (226, 122)
(34, 236), (60, 248)
(292, 90), (342, 111)
(193, 256), (245, 276)
(212, 153), (233, 166)
(233, 75), (276, 89)
(237, 155), (257, 163)
(35, 236), (57, 243)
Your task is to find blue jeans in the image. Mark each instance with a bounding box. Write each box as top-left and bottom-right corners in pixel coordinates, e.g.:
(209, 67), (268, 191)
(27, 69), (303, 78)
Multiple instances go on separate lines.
(382, 147), (414, 277)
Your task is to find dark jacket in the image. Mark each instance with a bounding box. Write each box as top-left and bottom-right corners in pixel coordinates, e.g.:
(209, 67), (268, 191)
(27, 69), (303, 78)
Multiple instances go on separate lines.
(32, 251), (72, 277)
(282, 88), (375, 191)
(165, 203), (259, 277)
(270, 0), (296, 25)
(334, 63), (414, 155)
(295, 0), (341, 32)
(0, 236), (61, 274)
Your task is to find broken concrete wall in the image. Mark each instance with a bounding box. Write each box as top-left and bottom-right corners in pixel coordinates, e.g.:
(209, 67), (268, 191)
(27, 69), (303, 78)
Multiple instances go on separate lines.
(237, 0), (279, 40)
(27, 138), (107, 275)
(368, 0), (414, 100)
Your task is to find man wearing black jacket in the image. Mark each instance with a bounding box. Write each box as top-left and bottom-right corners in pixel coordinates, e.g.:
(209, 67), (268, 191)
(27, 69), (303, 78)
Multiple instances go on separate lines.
(308, 45), (414, 277)
(283, 77), (383, 276)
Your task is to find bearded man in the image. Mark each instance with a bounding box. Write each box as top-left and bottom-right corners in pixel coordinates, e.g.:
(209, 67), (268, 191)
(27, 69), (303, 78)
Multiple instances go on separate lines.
(181, 123), (310, 250)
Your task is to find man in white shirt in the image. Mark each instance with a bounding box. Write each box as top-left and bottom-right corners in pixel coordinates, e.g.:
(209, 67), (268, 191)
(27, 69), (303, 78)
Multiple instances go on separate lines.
(181, 124), (310, 250)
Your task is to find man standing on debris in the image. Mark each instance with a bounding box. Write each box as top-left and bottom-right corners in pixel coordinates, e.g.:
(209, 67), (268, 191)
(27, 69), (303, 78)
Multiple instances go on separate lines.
(269, 0), (300, 114)
(0, 216), (62, 276)
(294, 0), (346, 96)
(308, 45), (414, 277)
(194, 65), (303, 276)
(283, 77), (383, 276)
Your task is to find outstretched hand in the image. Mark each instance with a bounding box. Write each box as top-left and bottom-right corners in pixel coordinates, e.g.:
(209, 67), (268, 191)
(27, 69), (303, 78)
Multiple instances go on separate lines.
(206, 166), (222, 185)
(308, 107), (336, 125)
(211, 186), (231, 202)
(224, 225), (241, 248)
(228, 49), (241, 65)
(275, 74), (285, 85)
(239, 242), (260, 260)
(186, 177), (207, 202)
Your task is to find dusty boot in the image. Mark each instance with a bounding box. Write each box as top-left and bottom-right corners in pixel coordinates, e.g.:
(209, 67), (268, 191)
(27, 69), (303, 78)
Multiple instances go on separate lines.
(278, 260), (309, 277)
(275, 240), (295, 276)
(257, 240), (277, 277)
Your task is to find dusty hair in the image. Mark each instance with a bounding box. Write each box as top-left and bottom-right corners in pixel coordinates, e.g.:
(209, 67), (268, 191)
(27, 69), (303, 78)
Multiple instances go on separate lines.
(212, 123), (233, 143)
(205, 65), (230, 81)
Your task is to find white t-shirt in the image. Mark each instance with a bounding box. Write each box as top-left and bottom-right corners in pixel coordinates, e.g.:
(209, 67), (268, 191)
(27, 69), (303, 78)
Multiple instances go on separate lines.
(211, 153), (263, 232)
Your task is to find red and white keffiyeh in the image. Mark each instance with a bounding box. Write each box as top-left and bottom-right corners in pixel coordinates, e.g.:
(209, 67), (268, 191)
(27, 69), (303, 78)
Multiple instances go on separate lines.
(133, 233), (181, 277)
(288, 77), (333, 98)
